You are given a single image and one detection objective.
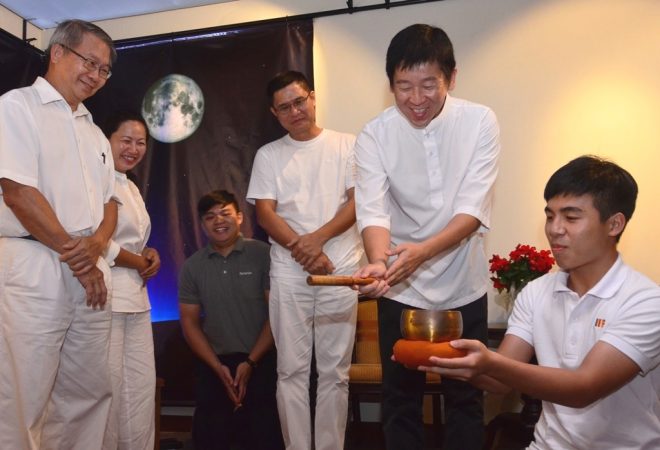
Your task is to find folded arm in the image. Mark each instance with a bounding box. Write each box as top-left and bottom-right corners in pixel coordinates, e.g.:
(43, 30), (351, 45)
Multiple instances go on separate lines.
(288, 189), (357, 266)
(60, 200), (118, 275)
(255, 198), (335, 274)
(1, 178), (73, 253)
(0, 178), (110, 308)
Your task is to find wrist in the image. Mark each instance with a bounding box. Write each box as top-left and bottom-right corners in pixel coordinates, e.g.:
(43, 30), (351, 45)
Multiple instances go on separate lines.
(140, 255), (150, 271)
(420, 241), (434, 261)
(245, 357), (258, 369)
(308, 228), (329, 247)
(371, 258), (388, 268)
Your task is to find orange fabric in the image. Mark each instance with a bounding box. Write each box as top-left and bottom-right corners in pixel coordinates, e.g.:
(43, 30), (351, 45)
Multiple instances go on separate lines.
(393, 339), (467, 367)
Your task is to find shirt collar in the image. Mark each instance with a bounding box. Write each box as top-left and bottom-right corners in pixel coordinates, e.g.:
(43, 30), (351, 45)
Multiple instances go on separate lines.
(395, 94), (454, 133)
(114, 171), (128, 183)
(33, 76), (91, 118)
(553, 254), (627, 300)
(205, 234), (245, 258)
(426, 93), (453, 131)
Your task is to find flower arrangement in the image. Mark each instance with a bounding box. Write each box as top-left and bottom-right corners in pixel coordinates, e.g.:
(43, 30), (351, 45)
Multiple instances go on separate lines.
(489, 244), (555, 294)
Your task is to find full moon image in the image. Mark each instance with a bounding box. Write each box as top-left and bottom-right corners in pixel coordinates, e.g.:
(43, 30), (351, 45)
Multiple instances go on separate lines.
(141, 74), (205, 143)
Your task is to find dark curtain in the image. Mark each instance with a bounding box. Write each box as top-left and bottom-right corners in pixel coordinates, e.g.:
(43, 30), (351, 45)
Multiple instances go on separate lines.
(0, 28), (44, 95)
(87, 19), (314, 321)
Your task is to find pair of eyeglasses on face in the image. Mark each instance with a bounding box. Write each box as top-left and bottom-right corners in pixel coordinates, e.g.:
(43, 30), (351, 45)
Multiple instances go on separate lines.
(274, 92), (312, 115)
(60, 44), (112, 80)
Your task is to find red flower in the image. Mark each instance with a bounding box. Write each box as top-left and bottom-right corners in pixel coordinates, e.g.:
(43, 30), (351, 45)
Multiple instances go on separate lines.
(489, 244), (555, 294)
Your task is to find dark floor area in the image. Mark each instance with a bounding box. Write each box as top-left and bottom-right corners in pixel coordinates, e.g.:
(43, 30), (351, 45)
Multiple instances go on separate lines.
(158, 413), (533, 450)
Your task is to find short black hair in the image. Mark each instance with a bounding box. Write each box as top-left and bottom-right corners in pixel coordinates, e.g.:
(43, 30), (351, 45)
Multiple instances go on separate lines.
(544, 155), (638, 240)
(197, 190), (241, 217)
(386, 24), (455, 86)
(101, 110), (148, 139)
(266, 70), (312, 104)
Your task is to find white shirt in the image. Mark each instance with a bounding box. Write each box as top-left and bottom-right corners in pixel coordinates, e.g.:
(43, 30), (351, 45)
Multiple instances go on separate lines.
(508, 256), (660, 449)
(105, 172), (151, 312)
(247, 129), (362, 278)
(355, 95), (500, 309)
(0, 77), (115, 237)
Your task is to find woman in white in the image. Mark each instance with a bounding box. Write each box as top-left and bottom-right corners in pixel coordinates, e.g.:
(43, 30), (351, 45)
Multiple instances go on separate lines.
(102, 111), (160, 450)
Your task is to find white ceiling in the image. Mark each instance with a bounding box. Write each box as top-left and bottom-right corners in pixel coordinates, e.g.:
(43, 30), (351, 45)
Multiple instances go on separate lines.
(0, 0), (237, 29)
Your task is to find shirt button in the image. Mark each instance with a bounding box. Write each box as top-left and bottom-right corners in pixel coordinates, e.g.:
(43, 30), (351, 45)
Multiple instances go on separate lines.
(223, 270), (227, 274)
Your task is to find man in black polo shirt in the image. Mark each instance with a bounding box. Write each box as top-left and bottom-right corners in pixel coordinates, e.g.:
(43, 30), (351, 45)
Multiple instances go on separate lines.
(178, 189), (283, 450)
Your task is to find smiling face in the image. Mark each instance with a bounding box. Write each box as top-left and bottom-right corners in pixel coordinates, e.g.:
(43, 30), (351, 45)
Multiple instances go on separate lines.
(271, 81), (321, 141)
(47, 32), (111, 110)
(392, 61), (456, 129)
(544, 193), (623, 283)
(201, 202), (243, 255)
(109, 120), (148, 173)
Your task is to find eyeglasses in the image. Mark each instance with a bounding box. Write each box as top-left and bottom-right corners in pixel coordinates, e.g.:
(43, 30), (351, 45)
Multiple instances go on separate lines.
(274, 92), (311, 115)
(61, 44), (112, 80)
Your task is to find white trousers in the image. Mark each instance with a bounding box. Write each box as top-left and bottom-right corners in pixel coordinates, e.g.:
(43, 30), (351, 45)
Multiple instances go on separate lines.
(0, 238), (112, 450)
(102, 311), (156, 450)
(270, 277), (357, 450)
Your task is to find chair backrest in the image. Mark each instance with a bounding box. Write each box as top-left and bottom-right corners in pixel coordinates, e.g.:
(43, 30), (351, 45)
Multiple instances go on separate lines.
(351, 298), (441, 384)
(354, 299), (380, 364)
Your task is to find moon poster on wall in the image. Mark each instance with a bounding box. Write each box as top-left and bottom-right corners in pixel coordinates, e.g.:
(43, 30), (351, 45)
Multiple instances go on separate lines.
(142, 74), (205, 143)
(86, 20), (313, 322)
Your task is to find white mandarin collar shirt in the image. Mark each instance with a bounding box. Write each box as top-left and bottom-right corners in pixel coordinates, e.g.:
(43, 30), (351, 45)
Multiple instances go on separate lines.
(355, 95), (500, 309)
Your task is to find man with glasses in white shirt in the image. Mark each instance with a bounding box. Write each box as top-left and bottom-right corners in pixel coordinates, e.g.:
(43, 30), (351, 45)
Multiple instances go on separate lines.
(247, 70), (363, 450)
(353, 24), (500, 450)
(0, 19), (117, 450)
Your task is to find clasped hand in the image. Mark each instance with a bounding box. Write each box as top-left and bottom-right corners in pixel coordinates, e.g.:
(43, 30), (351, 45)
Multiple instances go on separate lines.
(217, 362), (253, 409)
(140, 247), (161, 282)
(59, 235), (104, 276)
(60, 236), (107, 309)
(384, 241), (431, 286)
(288, 233), (334, 275)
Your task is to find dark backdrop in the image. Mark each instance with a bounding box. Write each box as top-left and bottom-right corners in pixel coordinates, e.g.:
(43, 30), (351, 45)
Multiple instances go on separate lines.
(0, 28), (43, 95)
(87, 19), (314, 322)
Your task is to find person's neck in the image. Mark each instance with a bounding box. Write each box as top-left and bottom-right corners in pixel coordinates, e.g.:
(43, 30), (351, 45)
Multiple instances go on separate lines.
(567, 250), (618, 297)
(289, 125), (322, 142)
(211, 236), (239, 257)
(44, 73), (79, 111)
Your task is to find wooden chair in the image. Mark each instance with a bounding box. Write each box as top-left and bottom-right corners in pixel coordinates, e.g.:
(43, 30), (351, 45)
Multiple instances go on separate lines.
(348, 298), (445, 436)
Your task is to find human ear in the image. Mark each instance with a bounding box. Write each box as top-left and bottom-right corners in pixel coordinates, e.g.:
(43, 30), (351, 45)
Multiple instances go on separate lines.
(607, 212), (626, 237)
(50, 43), (65, 63)
(448, 68), (457, 91)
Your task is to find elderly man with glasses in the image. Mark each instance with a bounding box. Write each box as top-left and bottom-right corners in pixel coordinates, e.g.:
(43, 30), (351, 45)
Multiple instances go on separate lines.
(0, 19), (117, 450)
(247, 70), (363, 450)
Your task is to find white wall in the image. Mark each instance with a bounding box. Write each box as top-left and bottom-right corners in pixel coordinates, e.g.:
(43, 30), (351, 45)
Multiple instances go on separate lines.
(5, 0), (660, 321)
(0, 4), (43, 48)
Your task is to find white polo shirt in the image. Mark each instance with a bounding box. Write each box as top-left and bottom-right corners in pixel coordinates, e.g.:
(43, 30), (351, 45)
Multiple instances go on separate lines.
(247, 128), (362, 278)
(0, 77), (115, 237)
(354, 95), (500, 310)
(105, 172), (151, 312)
(508, 256), (660, 449)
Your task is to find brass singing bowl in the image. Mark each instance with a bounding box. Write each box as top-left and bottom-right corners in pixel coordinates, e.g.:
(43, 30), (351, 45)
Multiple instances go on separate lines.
(400, 309), (463, 342)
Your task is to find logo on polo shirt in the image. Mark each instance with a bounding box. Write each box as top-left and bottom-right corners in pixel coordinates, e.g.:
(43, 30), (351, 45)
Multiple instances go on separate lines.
(239, 272), (253, 276)
(594, 318), (606, 328)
